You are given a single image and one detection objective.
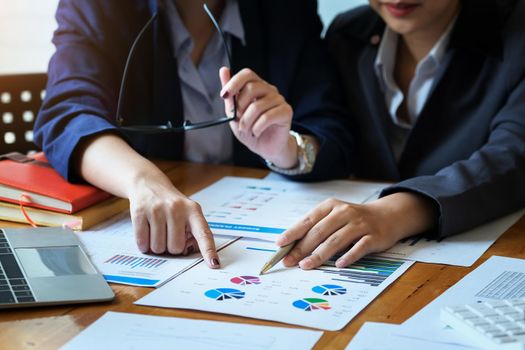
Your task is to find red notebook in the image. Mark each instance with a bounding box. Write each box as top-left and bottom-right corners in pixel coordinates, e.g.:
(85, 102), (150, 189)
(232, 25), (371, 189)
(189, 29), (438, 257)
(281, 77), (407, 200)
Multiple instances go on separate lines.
(0, 152), (111, 214)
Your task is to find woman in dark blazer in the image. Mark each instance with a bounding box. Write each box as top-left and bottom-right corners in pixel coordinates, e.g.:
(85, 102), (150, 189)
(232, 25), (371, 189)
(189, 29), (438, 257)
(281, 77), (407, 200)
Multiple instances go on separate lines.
(34, 0), (352, 267)
(278, 0), (525, 270)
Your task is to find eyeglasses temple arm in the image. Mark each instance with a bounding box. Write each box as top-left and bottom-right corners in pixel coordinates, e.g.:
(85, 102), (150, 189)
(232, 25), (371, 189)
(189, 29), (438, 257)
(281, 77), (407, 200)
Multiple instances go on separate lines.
(116, 12), (159, 126)
(203, 3), (238, 121)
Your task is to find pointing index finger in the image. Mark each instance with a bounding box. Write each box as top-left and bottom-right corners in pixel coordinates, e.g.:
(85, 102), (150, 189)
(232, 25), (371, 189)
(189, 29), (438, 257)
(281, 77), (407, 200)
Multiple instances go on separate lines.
(188, 210), (220, 269)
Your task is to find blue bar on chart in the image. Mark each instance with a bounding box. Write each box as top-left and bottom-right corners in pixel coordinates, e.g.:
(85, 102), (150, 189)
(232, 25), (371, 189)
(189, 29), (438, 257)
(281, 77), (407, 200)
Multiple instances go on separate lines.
(315, 256), (405, 287)
(104, 254), (168, 269)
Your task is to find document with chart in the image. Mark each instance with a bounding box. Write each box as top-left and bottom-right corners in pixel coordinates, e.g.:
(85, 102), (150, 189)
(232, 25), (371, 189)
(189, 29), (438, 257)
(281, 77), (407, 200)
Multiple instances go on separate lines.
(136, 238), (413, 330)
(395, 256), (525, 347)
(77, 212), (235, 287)
(191, 176), (386, 241)
(194, 176), (524, 267)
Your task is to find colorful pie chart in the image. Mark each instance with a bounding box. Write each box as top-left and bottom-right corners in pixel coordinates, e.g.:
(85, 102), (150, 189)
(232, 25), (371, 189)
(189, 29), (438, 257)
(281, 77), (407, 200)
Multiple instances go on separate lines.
(312, 284), (347, 296)
(230, 275), (261, 285)
(204, 288), (245, 301)
(292, 298), (331, 311)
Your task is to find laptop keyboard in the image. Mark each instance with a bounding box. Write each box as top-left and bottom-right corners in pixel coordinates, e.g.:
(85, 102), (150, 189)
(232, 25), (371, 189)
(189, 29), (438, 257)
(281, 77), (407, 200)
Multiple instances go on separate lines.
(0, 231), (35, 304)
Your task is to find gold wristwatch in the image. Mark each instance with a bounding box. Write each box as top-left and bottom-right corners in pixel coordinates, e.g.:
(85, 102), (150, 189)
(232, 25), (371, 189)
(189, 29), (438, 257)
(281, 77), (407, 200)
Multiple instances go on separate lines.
(265, 131), (316, 176)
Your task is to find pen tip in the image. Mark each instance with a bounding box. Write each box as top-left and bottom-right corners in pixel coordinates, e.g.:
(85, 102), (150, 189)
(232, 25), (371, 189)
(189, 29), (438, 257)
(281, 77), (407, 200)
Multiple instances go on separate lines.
(259, 264), (269, 276)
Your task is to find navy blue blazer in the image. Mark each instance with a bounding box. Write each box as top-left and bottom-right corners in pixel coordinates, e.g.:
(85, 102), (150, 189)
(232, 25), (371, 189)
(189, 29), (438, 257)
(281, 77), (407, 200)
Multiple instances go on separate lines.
(326, 0), (525, 237)
(35, 0), (353, 182)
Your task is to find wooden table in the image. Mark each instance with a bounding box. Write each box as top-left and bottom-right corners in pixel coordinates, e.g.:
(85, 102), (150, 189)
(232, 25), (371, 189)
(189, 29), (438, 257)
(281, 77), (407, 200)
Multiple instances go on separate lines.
(1, 162), (525, 349)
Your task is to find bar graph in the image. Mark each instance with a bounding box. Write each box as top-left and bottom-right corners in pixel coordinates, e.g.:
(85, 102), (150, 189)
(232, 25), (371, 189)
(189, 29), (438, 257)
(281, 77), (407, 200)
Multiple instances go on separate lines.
(316, 256), (405, 287)
(104, 254), (168, 269)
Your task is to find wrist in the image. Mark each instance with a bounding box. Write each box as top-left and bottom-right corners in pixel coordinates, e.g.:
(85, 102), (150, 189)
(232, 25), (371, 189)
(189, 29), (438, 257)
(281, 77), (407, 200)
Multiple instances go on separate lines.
(265, 134), (298, 169)
(367, 192), (438, 241)
(127, 162), (174, 198)
(265, 131), (318, 176)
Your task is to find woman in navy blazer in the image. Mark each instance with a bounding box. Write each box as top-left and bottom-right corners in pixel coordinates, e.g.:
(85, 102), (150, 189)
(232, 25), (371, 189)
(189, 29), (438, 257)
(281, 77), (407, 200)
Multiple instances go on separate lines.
(34, 0), (352, 267)
(278, 0), (525, 270)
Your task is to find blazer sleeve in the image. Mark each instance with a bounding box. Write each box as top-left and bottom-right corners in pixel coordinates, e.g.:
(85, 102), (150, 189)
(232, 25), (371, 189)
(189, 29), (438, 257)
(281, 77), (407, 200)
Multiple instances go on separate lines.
(281, 0), (354, 182)
(34, 0), (127, 181)
(381, 74), (525, 238)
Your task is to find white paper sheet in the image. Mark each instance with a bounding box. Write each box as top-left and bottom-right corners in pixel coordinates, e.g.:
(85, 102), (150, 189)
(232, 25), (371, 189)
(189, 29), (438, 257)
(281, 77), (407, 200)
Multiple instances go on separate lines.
(77, 212), (235, 287)
(345, 322), (479, 350)
(191, 176), (386, 241)
(61, 311), (323, 350)
(379, 209), (525, 266)
(395, 256), (525, 347)
(136, 238), (413, 331)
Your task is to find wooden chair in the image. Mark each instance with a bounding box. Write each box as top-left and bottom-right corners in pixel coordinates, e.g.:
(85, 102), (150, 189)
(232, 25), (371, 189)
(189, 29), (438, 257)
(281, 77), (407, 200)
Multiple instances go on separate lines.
(0, 74), (47, 154)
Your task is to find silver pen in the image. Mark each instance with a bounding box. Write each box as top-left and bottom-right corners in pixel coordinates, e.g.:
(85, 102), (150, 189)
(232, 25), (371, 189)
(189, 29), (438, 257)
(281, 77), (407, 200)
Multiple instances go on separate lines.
(259, 242), (296, 275)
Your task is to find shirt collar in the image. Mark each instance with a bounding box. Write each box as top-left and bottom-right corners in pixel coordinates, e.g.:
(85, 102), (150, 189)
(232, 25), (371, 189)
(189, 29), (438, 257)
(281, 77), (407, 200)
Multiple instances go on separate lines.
(165, 0), (245, 59)
(374, 14), (458, 88)
(427, 15), (457, 66)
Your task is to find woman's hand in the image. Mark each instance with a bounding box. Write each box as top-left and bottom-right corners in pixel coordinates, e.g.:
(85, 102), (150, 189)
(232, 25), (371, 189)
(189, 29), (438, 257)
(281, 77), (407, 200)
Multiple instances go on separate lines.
(76, 133), (220, 269)
(127, 167), (220, 269)
(219, 67), (298, 169)
(276, 192), (437, 269)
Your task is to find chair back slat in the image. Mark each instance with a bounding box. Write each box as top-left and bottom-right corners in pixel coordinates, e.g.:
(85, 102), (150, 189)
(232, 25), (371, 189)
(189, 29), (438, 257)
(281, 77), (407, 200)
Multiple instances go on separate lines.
(0, 74), (47, 154)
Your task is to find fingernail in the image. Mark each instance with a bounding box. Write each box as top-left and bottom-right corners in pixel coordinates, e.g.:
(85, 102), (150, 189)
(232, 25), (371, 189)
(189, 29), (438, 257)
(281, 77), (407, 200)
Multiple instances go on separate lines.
(221, 90), (229, 99)
(137, 241), (148, 253)
(335, 259), (346, 268)
(211, 258), (220, 267)
(299, 258), (312, 269)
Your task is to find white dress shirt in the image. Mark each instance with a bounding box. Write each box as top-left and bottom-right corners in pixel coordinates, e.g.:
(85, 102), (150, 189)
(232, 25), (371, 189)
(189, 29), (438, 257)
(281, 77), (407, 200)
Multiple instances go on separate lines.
(374, 18), (456, 159)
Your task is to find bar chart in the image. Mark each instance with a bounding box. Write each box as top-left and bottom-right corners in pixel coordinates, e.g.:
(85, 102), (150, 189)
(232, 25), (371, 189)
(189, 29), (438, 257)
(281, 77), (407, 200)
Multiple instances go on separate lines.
(316, 256), (406, 287)
(104, 254), (168, 269)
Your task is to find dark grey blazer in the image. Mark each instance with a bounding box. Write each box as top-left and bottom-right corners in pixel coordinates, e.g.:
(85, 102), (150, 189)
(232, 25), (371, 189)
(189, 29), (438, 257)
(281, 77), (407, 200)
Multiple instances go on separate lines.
(326, 0), (525, 237)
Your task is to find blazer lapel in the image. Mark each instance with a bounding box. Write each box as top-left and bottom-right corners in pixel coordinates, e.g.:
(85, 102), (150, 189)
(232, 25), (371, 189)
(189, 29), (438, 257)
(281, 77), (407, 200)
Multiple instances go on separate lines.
(399, 0), (509, 175)
(357, 45), (400, 179)
(151, 1), (184, 158)
(231, 0), (267, 166)
(233, 1), (266, 77)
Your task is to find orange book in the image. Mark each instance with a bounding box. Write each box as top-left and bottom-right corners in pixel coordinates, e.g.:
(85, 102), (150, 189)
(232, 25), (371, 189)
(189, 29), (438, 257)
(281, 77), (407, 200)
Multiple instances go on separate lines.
(0, 152), (111, 213)
(0, 197), (129, 230)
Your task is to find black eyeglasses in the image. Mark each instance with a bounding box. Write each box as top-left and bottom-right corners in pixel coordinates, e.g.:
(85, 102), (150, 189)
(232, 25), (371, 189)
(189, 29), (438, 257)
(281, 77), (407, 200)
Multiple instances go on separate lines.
(116, 4), (237, 133)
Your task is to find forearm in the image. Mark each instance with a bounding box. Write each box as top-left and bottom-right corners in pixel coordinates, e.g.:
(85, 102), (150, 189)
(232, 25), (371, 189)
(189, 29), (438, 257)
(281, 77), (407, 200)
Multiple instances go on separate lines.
(74, 133), (175, 198)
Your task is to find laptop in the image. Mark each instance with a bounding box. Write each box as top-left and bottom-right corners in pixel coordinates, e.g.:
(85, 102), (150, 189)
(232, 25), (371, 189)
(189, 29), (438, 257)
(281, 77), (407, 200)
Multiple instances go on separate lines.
(0, 227), (114, 308)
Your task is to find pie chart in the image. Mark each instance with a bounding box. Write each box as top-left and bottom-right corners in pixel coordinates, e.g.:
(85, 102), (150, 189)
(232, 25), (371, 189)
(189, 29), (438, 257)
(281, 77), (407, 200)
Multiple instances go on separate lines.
(292, 298), (331, 311)
(312, 284), (347, 296)
(204, 288), (246, 301)
(230, 275), (261, 285)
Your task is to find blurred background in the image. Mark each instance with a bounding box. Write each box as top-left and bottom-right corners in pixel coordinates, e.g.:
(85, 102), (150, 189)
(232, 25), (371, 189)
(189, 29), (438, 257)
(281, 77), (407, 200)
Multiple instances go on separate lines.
(0, 0), (367, 75)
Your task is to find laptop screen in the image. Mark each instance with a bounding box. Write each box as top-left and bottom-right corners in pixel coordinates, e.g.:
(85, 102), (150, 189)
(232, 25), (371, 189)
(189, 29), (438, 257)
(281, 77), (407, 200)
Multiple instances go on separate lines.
(15, 246), (97, 278)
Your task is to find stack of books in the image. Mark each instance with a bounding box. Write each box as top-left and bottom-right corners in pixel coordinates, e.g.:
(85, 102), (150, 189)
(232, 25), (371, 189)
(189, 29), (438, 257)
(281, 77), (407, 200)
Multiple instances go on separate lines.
(0, 152), (128, 230)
